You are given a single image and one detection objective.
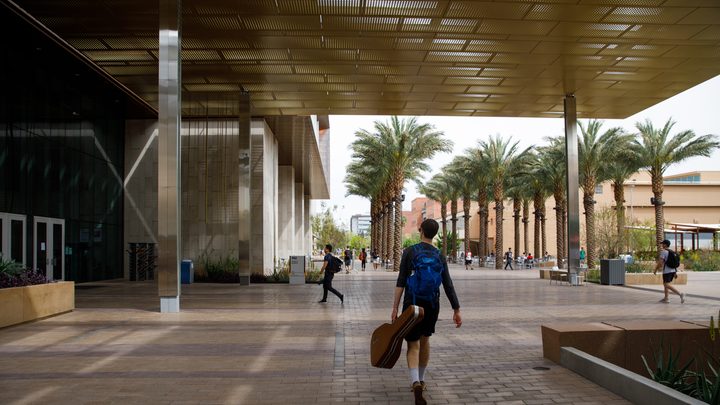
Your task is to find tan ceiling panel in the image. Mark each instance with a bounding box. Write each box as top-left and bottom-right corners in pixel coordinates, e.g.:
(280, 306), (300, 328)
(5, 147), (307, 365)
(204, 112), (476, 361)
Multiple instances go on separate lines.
(16, 0), (720, 118)
(465, 39), (537, 53)
(603, 7), (695, 24)
(549, 22), (632, 38)
(621, 24), (708, 40)
(477, 20), (557, 36)
(526, 4), (613, 22)
(447, 2), (531, 19)
(426, 51), (491, 63)
(323, 16), (399, 31)
(84, 50), (154, 62)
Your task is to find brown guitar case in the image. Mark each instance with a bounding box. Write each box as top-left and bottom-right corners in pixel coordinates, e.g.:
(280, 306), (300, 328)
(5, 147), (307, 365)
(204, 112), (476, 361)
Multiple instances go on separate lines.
(370, 305), (425, 369)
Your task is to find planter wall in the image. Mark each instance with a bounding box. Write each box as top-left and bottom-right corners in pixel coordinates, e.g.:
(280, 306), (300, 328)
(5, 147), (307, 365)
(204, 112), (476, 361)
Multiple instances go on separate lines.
(625, 272), (687, 285)
(0, 281), (75, 328)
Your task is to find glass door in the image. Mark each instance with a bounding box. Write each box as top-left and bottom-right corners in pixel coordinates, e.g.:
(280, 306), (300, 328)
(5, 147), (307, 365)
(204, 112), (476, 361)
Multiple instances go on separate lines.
(0, 212), (27, 266)
(33, 217), (65, 281)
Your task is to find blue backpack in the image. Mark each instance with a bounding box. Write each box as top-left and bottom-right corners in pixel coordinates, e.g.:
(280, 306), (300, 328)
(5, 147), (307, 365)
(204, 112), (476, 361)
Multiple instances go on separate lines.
(406, 244), (444, 305)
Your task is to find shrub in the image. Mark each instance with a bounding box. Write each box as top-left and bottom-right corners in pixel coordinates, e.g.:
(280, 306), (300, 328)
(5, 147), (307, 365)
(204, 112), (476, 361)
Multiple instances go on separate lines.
(682, 250), (720, 272)
(586, 269), (600, 283)
(626, 262), (655, 273)
(305, 269), (323, 283)
(0, 262), (49, 290)
(196, 255), (241, 283)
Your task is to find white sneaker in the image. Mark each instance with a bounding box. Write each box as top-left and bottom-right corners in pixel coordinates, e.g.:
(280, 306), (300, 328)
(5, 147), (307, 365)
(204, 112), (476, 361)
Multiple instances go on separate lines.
(680, 293), (686, 304)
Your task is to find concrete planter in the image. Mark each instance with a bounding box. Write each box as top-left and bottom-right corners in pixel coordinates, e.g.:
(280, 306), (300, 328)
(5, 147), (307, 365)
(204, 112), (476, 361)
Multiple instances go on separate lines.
(625, 272), (687, 285)
(0, 281), (75, 328)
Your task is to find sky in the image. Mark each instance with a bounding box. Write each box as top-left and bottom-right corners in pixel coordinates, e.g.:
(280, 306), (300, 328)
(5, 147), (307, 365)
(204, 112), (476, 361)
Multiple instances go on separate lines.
(318, 75), (720, 229)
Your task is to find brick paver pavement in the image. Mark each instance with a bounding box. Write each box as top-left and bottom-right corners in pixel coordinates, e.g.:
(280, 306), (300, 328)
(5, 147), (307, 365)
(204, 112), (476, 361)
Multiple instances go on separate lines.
(1, 265), (717, 404)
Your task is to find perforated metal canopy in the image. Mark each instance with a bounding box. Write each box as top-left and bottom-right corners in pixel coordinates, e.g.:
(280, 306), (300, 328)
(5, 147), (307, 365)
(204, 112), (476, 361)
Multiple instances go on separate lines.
(11, 0), (720, 118)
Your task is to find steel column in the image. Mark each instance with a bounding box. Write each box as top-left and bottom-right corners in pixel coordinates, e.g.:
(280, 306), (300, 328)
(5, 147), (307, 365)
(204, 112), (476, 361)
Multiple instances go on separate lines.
(157, 0), (181, 312)
(564, 95), (580, 274)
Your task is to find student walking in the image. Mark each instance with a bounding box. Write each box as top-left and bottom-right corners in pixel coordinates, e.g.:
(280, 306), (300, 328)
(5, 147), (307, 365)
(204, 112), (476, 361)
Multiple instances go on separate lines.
(655, 240), (685, 304)
(319, 244), (344, 304)
(504, 248), (514, 270)
(392, 219), (462, 405)
(372, 249), (380, 270)
(344, 246), (353, 273)
(464, 250), (473, 270)
(360, 248), (367, 271)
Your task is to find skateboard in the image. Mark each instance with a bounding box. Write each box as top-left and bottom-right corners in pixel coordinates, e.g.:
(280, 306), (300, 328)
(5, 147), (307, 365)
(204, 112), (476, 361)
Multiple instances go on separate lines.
(370, 305), (425, 369)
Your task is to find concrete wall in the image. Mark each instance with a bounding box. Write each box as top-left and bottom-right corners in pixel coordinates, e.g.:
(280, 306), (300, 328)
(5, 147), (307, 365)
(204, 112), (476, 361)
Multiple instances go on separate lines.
(250, 119), (278, 275)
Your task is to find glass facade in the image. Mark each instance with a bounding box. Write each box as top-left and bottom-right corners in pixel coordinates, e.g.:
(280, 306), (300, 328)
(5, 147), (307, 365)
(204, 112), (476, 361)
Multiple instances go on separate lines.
(0, 10), (137, 281)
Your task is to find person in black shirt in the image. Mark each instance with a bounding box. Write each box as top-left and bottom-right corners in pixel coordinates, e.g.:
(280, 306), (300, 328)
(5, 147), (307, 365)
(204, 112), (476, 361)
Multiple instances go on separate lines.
(504, 248), (514, 270)
(319, 244), (343, 304)
(392, 219), (461, 405)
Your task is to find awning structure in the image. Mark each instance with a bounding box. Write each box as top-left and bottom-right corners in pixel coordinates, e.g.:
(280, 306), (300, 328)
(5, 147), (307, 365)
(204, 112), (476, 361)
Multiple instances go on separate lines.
(7, 0), (720, 118)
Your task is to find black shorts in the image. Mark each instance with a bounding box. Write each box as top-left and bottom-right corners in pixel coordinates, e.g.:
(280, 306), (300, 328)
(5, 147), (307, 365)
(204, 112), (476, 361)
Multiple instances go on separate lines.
(403, 299), (440, 342)
(344, 260), (351, 266)
(465, 259), (472, 265)
(663, 272), (677, 283)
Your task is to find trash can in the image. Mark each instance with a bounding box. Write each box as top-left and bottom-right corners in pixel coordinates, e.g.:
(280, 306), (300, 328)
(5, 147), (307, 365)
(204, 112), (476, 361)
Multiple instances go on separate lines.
(289, 256), (306, 285)
(600, 259), (625, 285)
(181, 259), (193, 284)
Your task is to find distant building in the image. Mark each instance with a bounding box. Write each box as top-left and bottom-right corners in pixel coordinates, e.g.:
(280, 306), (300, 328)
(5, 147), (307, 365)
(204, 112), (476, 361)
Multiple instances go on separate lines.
(350, 214), (372, 236)
(403, 197), (442, 238)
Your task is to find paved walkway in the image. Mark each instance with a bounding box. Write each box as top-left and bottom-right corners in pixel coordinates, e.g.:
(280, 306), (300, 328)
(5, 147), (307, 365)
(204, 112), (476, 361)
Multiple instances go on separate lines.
(623, 271), (720, 301)
(1, 265), (718, 405)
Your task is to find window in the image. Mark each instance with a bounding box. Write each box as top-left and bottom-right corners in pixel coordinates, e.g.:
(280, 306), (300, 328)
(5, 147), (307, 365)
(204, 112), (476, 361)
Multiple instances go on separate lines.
(595, 185), (603, 194)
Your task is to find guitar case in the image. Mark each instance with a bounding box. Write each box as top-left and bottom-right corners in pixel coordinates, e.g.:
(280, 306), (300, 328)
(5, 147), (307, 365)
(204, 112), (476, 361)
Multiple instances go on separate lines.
(370, 305), (425, 369)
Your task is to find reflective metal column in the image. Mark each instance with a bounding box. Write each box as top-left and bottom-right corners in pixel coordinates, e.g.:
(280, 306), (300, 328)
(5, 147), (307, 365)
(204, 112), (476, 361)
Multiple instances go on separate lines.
(158, 0), (181, 312)
(564, 95), (580, 274)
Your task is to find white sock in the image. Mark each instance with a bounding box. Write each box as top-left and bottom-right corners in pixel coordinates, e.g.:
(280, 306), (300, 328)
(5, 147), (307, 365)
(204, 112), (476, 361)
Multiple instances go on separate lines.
(419, 366), (426, 382)
(410, 368), (419, 384)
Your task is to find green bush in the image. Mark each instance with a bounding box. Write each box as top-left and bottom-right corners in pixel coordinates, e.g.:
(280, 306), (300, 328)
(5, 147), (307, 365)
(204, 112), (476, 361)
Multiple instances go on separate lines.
(682, 250), (720, 272)
(197, 255), (241, 283)
(305, 269), (323, 283)
(586, 269), (600, 283)
(0, 254), (24, 277)
(626, 262), (655, 273)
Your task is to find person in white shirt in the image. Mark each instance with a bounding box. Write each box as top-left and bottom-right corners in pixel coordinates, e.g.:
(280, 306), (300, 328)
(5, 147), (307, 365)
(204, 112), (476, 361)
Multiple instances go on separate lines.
(464, 251), (473, 270)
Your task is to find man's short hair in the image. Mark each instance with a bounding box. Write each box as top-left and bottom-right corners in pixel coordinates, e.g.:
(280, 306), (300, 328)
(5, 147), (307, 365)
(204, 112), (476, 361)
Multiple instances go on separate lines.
(325, 244), (333, 251)
(661, 240), (671, 247)
(420, 219), (439, 239)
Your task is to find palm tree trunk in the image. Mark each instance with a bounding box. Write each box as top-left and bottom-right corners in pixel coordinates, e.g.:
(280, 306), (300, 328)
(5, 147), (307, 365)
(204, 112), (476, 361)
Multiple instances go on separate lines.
(613, 181), (626, 254)
(494, 194), (504, 270)
(382, 202), (390, 265)
(540, 205), (547, 258)
(477, 189), (487, 263)
(463, 196), (471, 260)
(393, 193), (402, 271)
(555, 201), (564, 268)
(451, 199), (458, 263)
(370, 200), (376, 254)
(533, 195), (541, 262)
(482, 203), (489, 261)
(522, 199), (530, 254)
(513, 198), (521, 258)
(651, 173), (665, 253)
(441, 203), (448, 258)
(584, 191), (596, 268)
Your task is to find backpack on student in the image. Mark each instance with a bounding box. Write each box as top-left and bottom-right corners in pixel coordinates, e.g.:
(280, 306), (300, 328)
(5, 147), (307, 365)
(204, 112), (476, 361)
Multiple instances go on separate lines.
(328, 256), (344, 273)
(406, 245), (444, 305)
(665, 249), (680, 269)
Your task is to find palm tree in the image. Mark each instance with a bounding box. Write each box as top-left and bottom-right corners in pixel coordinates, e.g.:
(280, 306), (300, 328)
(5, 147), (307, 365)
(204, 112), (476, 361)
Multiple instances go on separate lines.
(420, 174), (452, 255)
(535, 140), (566, 267)
(506, 176), (527, 259)
(522, 198), (530, 255)
(444, 172), (463, 263)
(605, 152), (642, 253)
(352, 116), (452, 270)
(635, 118), (719, 251)
(449, 156), (478, 264)
(462, 147), (491, 264)
(480, 135), (528, 269)
(578, 120), (632, 267)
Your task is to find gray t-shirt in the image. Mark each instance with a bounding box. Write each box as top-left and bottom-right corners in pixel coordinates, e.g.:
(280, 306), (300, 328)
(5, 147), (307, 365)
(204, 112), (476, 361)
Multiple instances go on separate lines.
(659, 249), (674, 274)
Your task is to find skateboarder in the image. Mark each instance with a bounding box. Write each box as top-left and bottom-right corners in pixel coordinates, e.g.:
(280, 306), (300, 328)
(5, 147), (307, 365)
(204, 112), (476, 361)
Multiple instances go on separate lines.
(391, 219), (462, 405)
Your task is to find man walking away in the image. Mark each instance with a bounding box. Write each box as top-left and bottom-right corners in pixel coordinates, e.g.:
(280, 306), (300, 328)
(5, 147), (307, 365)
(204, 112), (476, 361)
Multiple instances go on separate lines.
(392, 219), (462, 405)
(319, 244), (344, 304)
(344, 246), (353, 273)
(504, 248), (513, 270)
(360, 248), (367, 271)
(465, 250), (473, 270)
(655, 240), (685, 304)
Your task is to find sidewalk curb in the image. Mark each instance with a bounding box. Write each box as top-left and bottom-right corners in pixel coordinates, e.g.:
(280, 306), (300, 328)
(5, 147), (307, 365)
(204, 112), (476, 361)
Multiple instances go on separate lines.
(623, 285), (720, 302)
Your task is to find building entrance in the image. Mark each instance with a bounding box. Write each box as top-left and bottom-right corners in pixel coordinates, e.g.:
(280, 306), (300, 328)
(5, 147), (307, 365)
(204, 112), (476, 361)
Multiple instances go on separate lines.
(0, 212), (27, 266)
(33, 217), (65, 281)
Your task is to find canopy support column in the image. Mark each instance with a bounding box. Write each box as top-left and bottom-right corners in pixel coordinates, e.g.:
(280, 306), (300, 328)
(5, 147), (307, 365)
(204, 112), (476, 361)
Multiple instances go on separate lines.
(564, 95), (580, 274)
(157, 0), (182, 312)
